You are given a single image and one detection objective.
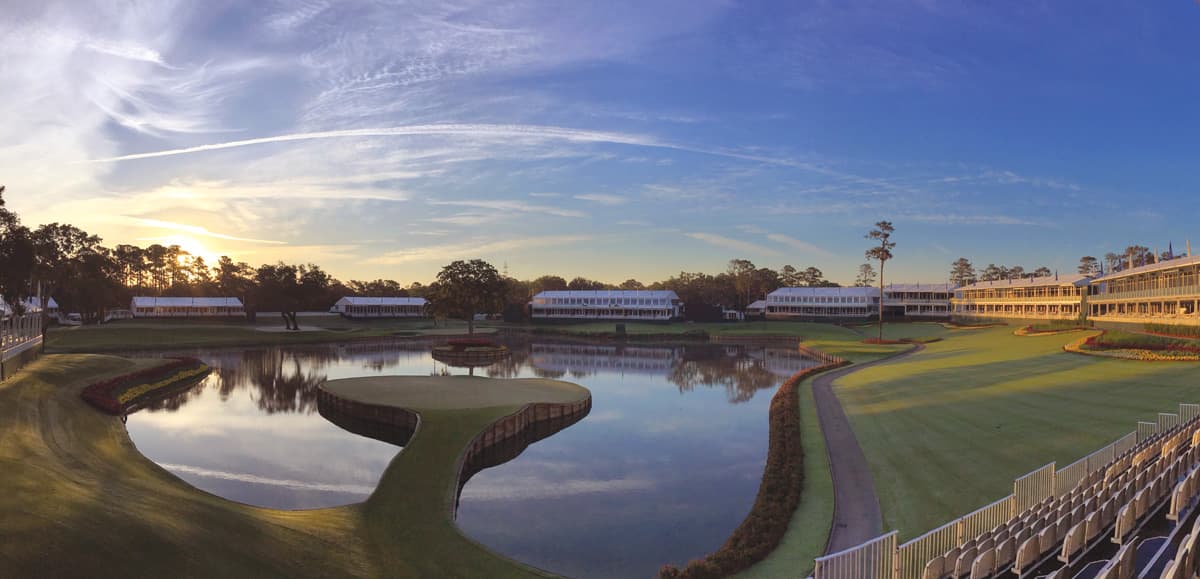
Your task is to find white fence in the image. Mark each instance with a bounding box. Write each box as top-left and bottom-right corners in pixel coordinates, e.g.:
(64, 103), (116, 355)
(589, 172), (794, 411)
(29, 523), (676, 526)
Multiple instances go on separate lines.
(811, 404), (1199, 579)
(1, 313), (41, 357)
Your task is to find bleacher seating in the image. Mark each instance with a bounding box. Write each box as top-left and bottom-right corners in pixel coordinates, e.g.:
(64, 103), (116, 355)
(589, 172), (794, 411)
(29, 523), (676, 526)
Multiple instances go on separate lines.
(914, 412), (1200, 579)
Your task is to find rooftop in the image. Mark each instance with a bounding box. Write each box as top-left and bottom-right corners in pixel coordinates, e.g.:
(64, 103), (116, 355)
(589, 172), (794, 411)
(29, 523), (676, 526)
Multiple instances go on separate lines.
(1091, 254), (1200, 283)
(131, 297), (244, 308)
(533, 290), (680, 299)
(335, 296), (427, 306)
(957, 274), (1090, 291)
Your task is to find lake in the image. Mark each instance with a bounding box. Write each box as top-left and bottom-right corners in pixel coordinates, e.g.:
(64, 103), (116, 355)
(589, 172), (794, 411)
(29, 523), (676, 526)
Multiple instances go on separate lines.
(125, 337), (819, 579)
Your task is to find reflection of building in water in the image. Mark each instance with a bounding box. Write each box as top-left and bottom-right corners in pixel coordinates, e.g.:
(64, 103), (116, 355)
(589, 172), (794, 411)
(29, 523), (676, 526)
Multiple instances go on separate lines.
(756, 347), (823, 378)
(527, 343), (681, 376)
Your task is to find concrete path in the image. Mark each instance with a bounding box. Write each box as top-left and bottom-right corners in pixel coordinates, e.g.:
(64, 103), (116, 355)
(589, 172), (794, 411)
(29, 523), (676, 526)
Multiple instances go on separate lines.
(816, 344), (925, 555)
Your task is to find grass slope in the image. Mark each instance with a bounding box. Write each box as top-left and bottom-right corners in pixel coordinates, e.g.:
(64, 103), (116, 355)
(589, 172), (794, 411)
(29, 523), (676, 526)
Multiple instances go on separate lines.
(46, 317), (493, 353)
(0, 355), (580, 578)
(835, 326), (1200, 539)
(738, 324), (923, 578)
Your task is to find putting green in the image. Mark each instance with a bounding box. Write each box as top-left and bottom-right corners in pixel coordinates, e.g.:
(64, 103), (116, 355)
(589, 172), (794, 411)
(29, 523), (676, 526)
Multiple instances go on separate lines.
(323, 375), (590, 410)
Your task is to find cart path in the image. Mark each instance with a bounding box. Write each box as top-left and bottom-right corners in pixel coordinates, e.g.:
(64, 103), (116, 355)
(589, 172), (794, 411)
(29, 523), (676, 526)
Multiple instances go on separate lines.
(816, 343), (925, 555)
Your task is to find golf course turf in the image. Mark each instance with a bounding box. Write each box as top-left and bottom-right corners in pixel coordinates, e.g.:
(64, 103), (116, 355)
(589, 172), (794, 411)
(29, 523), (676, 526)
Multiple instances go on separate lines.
(835, 325), (1200, 540)
(0, 355), (589, 578)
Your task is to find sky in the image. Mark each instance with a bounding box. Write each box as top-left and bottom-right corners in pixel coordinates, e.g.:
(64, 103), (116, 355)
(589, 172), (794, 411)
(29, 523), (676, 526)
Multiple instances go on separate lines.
(3, 0), (1200, 286)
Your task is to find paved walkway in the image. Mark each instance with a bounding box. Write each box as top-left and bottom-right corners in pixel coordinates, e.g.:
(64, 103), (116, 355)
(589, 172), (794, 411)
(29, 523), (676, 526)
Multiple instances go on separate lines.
(815, 344), (925, 554)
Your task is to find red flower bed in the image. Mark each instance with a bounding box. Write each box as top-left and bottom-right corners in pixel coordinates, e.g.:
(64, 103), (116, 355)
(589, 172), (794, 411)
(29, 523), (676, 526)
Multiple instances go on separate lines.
(658, 356), (849, 579)
(81, 357), (210, 415)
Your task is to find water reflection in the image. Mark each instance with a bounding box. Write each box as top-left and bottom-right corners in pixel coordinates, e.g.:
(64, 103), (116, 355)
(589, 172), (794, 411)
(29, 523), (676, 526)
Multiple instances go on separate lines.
(124, 338), (820, 578)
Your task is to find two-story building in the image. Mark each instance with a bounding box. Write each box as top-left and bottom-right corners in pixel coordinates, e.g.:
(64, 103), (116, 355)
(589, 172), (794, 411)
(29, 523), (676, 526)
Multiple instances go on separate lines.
(951, 275), (1089, 321)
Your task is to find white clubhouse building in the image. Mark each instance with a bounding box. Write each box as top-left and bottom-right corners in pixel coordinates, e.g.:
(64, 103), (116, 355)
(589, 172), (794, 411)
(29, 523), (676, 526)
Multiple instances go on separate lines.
(530, 290), (683, 321)
(1088, 254), (1200, 324)
(766, 283), (954, 320)
(330, 296), (427, 318)
(951, 275), (1090, 321)
(131, 297), (245, 318)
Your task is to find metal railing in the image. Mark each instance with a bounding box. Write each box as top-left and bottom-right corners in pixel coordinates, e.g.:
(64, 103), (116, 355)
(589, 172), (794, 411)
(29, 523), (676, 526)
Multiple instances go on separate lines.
(811, 404), (1197, 579)
(1, 313), (41, 356)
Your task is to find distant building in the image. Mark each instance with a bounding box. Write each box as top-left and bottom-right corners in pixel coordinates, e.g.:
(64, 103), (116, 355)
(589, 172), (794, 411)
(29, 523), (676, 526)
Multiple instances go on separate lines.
(745, 300), (768, 318)
(330, 296), (427, 318)
(767, 284), (955, 320)
(131, 297), (245, 318)
(1088, 255), (1200, 324)
(529, 290), (683, 321)
(0, 297), (58, 319)
(952, 275), (1089, 321)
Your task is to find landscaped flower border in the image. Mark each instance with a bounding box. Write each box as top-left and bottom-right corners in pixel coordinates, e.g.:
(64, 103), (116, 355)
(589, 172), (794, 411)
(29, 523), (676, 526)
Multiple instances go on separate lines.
(658, 352), (849, 579)
(1063, 332), (1200, 362)
(81, 357), (211, 415)
(1013, 326), (1088, 337)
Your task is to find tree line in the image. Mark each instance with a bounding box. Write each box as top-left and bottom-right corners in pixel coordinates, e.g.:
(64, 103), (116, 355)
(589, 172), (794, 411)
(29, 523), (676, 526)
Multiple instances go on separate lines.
(947, 243), (1185, 288)
(0, 186), (853, 326)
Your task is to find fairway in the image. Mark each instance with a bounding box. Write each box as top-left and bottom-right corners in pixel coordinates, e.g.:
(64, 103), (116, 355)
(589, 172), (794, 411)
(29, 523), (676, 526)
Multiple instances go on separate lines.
(835, 326), (1200, 539)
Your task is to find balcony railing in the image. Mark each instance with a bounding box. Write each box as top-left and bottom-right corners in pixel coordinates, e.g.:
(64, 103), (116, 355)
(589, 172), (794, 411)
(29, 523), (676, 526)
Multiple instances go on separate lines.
(1091, 286), (1200, 301)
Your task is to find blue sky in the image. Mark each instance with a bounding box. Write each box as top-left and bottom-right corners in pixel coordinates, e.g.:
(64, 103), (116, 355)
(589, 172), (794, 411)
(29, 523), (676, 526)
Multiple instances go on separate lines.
(3, 0), (1199, 285)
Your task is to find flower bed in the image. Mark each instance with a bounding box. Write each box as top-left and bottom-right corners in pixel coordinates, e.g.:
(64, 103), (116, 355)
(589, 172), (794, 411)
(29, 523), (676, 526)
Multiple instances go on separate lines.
(658, 354), (849, 579)
(1064, 331), (1200, 362)
(81, 357), (211, 415)
(1013, 325), (1088, 337)
(1143, 323), (1200, 340)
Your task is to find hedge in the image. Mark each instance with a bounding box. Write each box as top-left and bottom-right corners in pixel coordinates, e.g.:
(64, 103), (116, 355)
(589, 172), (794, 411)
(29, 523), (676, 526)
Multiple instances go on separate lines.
(81, 357), (211, 415)
(657, 356), (848, 579)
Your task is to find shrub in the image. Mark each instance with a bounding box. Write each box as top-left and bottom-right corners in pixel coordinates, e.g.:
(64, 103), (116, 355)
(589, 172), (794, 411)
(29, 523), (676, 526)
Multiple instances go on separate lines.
(1145, 323), (1200, 339)
(81, 357), (210, 415)
(658, 354), (848, 579)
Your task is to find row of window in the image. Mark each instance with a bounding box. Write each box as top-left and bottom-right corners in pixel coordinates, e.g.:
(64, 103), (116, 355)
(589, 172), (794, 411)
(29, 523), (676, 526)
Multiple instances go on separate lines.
(535, 297), (673, 306)
(770, 296), (876, 304)
(135, 307), (243, 314)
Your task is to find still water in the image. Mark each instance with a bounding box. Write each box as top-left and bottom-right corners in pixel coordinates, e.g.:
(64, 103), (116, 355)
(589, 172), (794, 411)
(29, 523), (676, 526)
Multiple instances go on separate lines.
(125, 338), (819, 579)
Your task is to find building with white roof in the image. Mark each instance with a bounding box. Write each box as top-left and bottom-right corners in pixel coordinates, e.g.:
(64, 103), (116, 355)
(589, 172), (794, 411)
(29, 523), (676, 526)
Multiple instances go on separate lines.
(131, 297), (245, 318)
(529, 290), (683, 321)
(766, 283), (954, 320)
(952, 275), (1090, 320)
(1087, 254), (1200, 324)
(330, 296), (427, 318)
(0, 297), (57, 318)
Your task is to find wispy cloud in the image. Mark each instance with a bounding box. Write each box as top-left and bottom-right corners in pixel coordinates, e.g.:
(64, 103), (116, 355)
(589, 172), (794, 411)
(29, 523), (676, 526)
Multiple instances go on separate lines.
(428, 199), (585, 218)
(128, 217), (286, 244)
(686, 233), (781, 256)
(161, 463), (374, 495)
(366, 235), (593, 265)
(574, 193), (627, 205)
(766, 233), (833, 257)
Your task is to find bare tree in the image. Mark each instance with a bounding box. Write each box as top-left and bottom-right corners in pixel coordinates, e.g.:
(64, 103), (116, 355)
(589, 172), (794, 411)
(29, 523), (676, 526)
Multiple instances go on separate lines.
(865, 221), (895, 342)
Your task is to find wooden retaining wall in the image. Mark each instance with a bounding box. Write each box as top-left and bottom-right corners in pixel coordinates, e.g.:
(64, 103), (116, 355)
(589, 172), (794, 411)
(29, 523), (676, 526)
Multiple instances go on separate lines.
(315, 385), (591, 517)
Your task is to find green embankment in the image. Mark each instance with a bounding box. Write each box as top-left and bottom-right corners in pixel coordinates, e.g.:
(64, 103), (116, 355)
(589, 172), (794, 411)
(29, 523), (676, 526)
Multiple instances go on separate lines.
(0, 355), (585, 578)
(46, 317), (494, 352)
(739, 323), (933, 578)
(835, 326), (1200, 539)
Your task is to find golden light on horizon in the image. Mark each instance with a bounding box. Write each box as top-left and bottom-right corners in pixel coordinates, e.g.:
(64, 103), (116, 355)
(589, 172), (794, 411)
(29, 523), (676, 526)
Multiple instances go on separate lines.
(155, 234), (220, 267)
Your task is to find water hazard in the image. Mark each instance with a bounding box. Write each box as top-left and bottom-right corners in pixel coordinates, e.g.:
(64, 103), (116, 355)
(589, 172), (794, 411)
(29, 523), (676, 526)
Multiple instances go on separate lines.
(125, 337), (819, 578)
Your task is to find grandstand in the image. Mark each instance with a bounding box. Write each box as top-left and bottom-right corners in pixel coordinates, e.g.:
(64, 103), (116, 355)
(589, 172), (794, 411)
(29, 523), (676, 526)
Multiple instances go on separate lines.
(812, 403), (1200, 579)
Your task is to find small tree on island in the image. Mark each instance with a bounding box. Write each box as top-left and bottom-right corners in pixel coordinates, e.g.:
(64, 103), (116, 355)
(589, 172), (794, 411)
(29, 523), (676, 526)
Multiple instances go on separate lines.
(865, 221), (895, 342)
(427, 259), (506, 335)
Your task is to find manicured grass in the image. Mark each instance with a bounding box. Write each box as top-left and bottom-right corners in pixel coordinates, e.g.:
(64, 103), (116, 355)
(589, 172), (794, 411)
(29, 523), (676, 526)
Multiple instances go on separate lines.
(834, 326), (1200, 539)
(0, 355), (580, 578)
(46, 317), (493, 353)
(738, 327), (912, 578)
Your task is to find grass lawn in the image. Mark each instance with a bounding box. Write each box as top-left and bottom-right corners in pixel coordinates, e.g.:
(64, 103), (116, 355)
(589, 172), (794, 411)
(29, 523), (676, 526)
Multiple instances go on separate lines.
(46, 317), (493, 353)
(0, 355), (584, 578)
(739, 326), (912, 578)
(835, 325), (1200, 539)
